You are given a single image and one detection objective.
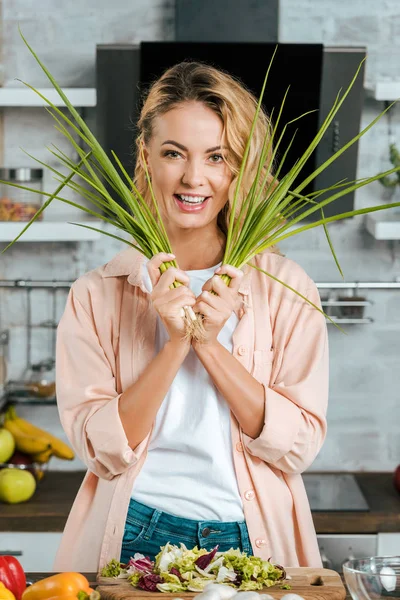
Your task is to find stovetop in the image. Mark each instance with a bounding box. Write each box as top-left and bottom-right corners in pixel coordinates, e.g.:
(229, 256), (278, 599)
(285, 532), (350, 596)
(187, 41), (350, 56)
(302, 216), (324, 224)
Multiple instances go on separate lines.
(302, 473), (369, 511)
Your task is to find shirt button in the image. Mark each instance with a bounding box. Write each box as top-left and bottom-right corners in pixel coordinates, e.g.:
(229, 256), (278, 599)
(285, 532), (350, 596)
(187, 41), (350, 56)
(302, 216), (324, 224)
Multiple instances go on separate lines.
(236, 442), (244, 452)
(237, 345), (248, 356)
(255, 538), (267, 548)
(202, 527), (211, 537)
(244, 490), (255, 501)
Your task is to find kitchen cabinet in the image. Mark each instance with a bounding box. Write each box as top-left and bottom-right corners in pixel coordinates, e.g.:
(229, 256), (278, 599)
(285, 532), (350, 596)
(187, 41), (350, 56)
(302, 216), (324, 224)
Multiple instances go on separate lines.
(316, 534), (377, 572)
(0, 532), (62, 571)
(377, 533), (400, 555)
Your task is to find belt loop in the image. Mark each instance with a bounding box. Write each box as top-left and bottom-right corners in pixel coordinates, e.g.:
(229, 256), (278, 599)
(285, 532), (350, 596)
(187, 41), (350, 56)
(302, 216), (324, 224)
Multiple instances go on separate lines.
(143, 508), (162, 540)
(237, 521), (250, 553)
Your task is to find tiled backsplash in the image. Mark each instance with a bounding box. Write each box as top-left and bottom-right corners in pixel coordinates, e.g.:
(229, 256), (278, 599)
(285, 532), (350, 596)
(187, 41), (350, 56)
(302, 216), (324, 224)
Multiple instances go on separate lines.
(0, 0), (399, 472)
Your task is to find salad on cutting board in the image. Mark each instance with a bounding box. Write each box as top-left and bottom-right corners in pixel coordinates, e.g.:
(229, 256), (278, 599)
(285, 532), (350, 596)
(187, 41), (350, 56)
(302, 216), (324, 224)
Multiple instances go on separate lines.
(100, 543), (291, 595)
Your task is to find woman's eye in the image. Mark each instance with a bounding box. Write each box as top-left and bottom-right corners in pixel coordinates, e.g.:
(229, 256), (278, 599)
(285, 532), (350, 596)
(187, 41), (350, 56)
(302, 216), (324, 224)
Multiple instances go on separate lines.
(163, 150), (181, 159)
(209, 154), (224, 163)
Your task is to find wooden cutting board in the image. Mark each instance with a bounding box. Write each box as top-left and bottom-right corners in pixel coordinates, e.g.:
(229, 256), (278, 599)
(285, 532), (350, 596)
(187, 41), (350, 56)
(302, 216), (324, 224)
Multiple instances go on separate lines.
(97, 567), (346, 600)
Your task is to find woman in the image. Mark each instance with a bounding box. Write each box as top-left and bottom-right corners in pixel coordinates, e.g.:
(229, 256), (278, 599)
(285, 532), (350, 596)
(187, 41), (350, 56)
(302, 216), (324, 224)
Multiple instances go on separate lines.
(54, 61), (328, 572)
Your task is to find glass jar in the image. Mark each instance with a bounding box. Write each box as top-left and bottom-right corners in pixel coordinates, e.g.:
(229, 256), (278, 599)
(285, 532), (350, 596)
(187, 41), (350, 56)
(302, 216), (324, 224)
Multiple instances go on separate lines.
(0, 168), (44, 221)
(25, 359), (56, 398)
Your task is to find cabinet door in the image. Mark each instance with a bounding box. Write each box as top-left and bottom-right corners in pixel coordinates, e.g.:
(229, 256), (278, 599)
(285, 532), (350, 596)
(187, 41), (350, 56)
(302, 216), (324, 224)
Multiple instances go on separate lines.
(0, 532), (62, 572)
(377, 533), (400, 555)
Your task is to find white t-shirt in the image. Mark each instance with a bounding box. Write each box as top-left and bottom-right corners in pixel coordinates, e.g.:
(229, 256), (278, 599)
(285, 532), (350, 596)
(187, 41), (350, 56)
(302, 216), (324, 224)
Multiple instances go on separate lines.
(131, 258), (245, 521)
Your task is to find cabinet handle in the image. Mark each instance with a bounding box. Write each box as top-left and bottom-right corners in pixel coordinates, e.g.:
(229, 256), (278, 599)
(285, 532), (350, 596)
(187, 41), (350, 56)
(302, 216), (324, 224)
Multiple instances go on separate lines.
(0, 551), (23, 556)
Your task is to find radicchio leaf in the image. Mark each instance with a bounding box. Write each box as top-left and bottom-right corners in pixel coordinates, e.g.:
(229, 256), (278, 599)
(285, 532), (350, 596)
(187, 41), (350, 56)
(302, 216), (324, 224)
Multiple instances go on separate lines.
(170, 567), (184, 581)
(273, 563), (287, 580)
(234, 570), (243, 586)
(195, 545), (219, 570)
(137, 574), (163, 591)
(127, 554), (154, 575)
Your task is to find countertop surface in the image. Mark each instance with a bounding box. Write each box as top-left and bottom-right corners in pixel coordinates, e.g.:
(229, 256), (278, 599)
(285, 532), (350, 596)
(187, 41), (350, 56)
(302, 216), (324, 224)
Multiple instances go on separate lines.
(25, 572), (352, 600)
(1, 471), (399, 533)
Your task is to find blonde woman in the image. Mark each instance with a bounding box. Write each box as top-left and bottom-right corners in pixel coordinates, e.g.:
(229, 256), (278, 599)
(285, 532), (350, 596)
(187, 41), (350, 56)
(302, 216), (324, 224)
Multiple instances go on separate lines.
(54, 62), (328, 572)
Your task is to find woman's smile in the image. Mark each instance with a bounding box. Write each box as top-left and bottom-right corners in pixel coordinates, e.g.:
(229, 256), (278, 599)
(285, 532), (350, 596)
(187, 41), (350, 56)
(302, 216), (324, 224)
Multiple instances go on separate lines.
(173, 193), (211, 212)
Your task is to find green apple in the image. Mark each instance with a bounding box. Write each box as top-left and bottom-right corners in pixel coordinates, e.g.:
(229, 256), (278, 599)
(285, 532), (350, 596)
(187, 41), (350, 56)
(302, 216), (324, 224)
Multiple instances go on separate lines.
(0, 468), (36, 503)
(0, 428), (15, 463)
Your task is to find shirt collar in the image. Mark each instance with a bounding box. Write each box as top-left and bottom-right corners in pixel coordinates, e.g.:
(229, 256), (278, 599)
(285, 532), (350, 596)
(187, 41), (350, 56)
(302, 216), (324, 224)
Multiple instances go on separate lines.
(102, 246), (252, 295)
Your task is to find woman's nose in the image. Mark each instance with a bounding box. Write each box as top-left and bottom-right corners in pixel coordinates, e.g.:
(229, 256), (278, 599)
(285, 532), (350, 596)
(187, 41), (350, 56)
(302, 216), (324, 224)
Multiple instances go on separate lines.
(181, 160), (206, 188)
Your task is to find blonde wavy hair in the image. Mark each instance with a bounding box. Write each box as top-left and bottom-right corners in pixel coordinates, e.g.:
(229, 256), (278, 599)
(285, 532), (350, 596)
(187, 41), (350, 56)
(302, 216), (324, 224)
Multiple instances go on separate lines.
(133, 61), (280, 250)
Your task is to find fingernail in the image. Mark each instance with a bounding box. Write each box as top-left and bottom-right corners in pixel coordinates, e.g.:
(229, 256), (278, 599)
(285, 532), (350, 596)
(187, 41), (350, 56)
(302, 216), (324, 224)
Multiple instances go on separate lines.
(215, 267), (222, 273)
(168, 253), (175, 258)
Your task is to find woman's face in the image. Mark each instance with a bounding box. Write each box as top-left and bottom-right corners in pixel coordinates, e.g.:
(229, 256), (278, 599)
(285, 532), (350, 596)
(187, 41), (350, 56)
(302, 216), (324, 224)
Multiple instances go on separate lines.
(144, 101), (233, 234)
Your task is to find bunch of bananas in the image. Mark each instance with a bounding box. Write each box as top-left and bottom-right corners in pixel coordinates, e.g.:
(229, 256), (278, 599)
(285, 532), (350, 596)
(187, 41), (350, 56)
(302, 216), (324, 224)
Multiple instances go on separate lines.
(3, 406), (74, 464)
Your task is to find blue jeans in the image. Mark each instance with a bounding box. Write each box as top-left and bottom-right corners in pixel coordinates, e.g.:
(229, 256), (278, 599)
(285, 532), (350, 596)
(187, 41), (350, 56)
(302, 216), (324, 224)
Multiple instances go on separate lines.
(120, 498), (254, 564)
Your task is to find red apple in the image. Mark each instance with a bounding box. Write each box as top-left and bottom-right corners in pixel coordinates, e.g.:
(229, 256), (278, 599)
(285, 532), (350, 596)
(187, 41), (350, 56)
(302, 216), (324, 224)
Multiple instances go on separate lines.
(7, 451), (37, 479)
(8, 451), (33, 466)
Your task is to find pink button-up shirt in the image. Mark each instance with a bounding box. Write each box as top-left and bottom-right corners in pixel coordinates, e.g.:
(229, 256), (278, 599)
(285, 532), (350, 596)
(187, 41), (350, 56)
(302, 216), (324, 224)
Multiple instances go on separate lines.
(53, 246), (328, 572)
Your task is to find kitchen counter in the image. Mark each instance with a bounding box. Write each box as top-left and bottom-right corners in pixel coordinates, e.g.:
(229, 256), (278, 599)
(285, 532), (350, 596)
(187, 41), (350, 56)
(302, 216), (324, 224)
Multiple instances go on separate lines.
(25, 573), (352, 600)
(1, 471), (399, 533)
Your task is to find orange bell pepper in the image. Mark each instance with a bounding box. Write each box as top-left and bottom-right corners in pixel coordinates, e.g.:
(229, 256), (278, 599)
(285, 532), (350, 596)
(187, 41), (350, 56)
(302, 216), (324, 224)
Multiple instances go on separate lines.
(21, 573), (91, 600)
(42, 593), (100, 600)
(0, 582), (16, 600)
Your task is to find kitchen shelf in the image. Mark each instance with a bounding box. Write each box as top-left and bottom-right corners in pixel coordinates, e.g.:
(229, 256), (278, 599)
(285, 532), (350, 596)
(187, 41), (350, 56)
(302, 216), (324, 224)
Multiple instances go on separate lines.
(326, 317), (374, 324)
(365, 212), (400, 240)
(321, 300), (371, 307)
(0, 88), (96, 107)
(1, 395), (56, 408)
(0, 220), (104, 242)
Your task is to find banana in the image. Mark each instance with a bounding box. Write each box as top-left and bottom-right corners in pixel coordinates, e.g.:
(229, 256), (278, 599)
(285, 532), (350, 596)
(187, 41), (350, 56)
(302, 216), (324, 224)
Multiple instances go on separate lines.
(31, 447), (53, 464)
(3, 417), (51, 455)
(7, 406), (75, 461)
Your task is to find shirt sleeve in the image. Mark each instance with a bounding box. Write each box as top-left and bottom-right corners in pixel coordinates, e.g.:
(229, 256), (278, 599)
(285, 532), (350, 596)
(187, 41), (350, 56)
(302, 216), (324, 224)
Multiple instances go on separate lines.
(56, 284), (149, 480)
(243, 279), (329, 473)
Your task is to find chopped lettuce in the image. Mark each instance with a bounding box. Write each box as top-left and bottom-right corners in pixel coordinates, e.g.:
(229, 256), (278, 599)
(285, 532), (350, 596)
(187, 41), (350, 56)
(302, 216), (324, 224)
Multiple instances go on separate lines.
(216, 566), (237, 583)
(102, 544), (286, 592)
(156, 582), (185, 593)
(127, 572), (142, 587)
(100, 558), (126, 578)
(187, 577), (217, 592)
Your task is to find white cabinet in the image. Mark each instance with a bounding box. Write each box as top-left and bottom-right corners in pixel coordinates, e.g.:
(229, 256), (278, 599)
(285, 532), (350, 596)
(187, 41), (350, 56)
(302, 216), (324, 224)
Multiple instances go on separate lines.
(377, 533), (400, 555)
(0, 532), (62, 572)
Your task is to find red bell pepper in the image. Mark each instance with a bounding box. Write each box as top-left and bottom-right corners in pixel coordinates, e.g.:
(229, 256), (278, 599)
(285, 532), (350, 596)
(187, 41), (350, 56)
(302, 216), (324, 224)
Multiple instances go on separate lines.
(0, 556), (26, 600)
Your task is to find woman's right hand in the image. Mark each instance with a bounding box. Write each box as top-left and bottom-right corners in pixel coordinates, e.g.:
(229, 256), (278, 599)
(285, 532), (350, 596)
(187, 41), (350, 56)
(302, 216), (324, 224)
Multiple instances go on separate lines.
(146, 252), (195, 347)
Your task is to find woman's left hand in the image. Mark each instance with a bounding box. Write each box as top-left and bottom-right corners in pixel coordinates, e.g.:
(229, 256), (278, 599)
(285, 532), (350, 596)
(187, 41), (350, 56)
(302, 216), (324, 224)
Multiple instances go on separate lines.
(192, 264), (244, 347)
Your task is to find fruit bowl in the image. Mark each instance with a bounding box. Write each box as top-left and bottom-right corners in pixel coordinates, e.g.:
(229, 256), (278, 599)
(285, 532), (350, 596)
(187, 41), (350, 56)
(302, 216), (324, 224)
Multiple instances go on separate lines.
(343, 556), (400, 600)
(0, 459), (49, 483)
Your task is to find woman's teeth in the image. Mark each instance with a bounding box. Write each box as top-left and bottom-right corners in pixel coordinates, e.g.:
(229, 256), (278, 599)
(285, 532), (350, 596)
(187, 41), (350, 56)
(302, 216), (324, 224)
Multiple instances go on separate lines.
(176, 194), (207, 204)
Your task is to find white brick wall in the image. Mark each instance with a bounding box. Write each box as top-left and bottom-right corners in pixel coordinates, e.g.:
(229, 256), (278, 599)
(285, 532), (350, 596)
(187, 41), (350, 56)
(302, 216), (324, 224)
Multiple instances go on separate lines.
(0, 0), (399, 472)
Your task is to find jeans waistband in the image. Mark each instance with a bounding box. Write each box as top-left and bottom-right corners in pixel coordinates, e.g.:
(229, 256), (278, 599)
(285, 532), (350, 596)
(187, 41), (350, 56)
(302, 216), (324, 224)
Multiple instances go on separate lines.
(127, 497), (248, 540)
